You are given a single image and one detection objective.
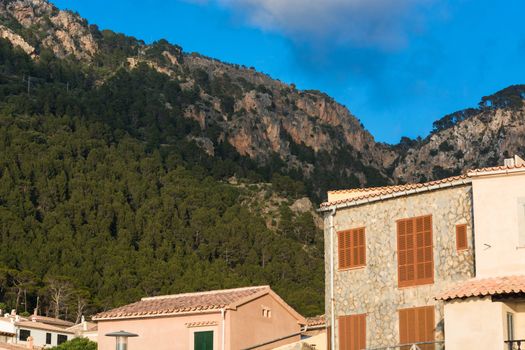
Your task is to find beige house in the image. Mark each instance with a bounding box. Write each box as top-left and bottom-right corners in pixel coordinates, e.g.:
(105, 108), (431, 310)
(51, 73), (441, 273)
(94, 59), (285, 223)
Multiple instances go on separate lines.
(319, 155), (525, 350)
(93, 285), (306, 350)
(436, 157), (525, 350)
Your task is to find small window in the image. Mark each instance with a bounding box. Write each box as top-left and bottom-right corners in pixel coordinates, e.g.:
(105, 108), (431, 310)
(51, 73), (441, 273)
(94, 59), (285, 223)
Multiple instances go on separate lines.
(57, 334), (68, 345)
(46, 333), (52, 345)
(19, 329), (30, 341)
(338, 227), (366, 270)
(194, 331), (213, 350)
(456, 224), (468, 251)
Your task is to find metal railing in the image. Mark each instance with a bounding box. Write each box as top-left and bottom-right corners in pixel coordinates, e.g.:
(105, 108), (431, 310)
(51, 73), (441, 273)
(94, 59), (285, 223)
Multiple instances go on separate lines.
(365, 341), (445, 350)
(505, 340), (525, 350)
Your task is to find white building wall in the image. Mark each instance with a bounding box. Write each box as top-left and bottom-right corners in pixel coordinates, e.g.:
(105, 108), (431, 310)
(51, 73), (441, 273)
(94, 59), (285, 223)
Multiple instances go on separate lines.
(17, 327), (73, 347)
(471, 172), (525, 277)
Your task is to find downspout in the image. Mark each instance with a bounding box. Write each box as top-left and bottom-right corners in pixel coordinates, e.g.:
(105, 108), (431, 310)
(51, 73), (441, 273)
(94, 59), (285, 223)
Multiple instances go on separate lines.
(328, 207), (336, 350)
(221, 308), (226, 350)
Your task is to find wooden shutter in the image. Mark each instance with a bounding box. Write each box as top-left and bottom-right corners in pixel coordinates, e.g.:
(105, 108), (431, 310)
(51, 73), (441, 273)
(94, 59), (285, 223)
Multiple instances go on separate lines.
(456, 224), (467, 250)
(398, 215), (433, 287)
(399, 306), (435, 350)
(338, 228), (366, 270)
(339, 314), (366, 350)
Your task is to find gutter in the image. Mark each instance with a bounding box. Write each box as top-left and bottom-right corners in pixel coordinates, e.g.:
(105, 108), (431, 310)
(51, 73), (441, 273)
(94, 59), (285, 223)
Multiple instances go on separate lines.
(318, 178), (472, 213)
(92, 309), (223, 322)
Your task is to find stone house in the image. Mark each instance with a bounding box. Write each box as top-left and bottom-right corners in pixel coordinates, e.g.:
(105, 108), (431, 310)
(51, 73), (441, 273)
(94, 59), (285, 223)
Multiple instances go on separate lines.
(93, 285), (306, 350)
(319, 155), (525, 350)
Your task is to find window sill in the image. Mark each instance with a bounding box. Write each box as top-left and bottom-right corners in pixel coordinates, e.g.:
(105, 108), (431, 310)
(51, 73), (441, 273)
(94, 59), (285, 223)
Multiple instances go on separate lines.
(398, 280), (434, 289)
(338, 265), (366, 272)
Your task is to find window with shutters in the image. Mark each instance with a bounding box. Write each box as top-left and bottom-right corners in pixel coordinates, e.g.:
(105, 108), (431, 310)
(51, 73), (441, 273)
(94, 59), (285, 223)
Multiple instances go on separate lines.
(397, 215), (433, 288)
(338, 228), (366, 270)
(399, 306), (435, 350)
(456, 224), (468, 251)
(338, 314), (366, 350)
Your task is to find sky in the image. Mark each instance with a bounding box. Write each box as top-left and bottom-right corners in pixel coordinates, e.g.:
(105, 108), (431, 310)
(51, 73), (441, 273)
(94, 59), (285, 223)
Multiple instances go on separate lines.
(53, 0), (525, 144)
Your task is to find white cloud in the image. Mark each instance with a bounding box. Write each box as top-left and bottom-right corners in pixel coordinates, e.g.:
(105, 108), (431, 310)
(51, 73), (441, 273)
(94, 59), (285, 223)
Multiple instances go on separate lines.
(201, 0), (435, 50)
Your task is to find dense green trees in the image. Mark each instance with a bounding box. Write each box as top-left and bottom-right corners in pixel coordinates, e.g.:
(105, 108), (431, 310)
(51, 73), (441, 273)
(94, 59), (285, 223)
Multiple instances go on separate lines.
(0, 114), (324, 317)
(0, 37), (325, 318)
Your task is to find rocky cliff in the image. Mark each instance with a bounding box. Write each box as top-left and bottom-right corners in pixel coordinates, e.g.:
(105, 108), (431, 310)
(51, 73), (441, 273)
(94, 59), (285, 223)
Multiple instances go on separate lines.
(1, 0), (524, 195)
(393, 85), (525, 183)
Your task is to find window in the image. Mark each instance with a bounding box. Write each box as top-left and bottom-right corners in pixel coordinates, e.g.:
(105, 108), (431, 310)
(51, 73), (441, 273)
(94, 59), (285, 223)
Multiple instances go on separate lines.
(456, 224), (468, 251)
(46, 332), (52, 345)
(262, 307), (271, 318)
(57, 334), (68, 345)
(338, 314), (366, 350)
(399, 306), (435, 350)
(338, 227), (366, 270)
(194, 331), (213, 350)
(397, 215), (433, 288)
(19, 329), (30, 341)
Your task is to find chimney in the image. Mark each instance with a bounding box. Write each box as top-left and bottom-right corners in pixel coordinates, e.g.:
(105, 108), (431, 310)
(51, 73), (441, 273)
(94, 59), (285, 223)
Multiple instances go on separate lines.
(33, 308), (37, 317)
(10, 309), (15, 316)
(515, 154), (525, 166)
(504, 154), (525, 167)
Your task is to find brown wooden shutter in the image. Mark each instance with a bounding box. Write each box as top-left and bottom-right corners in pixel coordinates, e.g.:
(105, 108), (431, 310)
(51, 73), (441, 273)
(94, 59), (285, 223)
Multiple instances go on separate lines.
(398, 306), (435, 350)
(339, 314), (366, 350)
(338, 230), (346, 269)
(456, 224), (467, 250)
(398, 215), (433, 287)
(327, 326), (332, 350)
(338, 228), (366, 270)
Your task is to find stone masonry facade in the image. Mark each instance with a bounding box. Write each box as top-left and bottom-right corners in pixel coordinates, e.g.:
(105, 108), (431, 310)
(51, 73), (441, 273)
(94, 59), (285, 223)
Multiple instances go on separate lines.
(324, 185), (475, 349)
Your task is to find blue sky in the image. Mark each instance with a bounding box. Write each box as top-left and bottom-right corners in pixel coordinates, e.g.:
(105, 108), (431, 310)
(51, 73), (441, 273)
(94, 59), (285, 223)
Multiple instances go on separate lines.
(53, 0), (525, 144)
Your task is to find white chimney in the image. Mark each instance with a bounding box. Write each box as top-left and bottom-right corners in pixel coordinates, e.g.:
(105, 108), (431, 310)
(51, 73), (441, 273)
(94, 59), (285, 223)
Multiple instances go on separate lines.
(10, 310), (15, 316)
(504, 155), (525, 167)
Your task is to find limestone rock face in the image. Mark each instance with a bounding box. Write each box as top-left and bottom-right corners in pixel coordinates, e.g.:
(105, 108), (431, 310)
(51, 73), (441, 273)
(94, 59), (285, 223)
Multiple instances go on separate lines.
(1, 0), (524, 190)
(0, 0), (97, 59)
(394, 107), (525, 183)
(0, 24), (35, 55)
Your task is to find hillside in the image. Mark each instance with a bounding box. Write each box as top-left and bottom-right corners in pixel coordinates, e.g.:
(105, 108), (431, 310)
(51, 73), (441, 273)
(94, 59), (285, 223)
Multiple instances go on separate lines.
(0, 0), (524, 321)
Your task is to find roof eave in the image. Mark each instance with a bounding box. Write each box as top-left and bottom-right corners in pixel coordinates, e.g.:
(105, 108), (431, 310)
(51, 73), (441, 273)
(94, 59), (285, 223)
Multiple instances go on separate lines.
(92, 309), (222, 322)
(318, 178), (472, 213)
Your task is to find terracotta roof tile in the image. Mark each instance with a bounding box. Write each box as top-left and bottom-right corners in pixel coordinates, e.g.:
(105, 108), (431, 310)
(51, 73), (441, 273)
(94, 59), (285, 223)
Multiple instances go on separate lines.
(93, 286), (269, 320)
(306, 315), (325, 327)
(16, 321), (74, 334)
(28, 315), (74, 328)
(321, 162), (525, 210)
(321, 175), (469, 209)
(436, 275), (525, 301)
(467, 163), (525, 175)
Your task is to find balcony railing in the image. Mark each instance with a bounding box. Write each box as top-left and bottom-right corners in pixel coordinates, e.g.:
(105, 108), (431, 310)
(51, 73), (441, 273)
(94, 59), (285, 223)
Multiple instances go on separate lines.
(365, 341), (445, 350)
(505, 340), (525, 350)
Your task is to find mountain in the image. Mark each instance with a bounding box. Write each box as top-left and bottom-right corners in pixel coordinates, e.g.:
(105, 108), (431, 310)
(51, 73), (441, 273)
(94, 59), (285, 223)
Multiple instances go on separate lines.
(0, 0), (398, 202)
(393, 85), (525, 183)
(0, 0), (524, 320)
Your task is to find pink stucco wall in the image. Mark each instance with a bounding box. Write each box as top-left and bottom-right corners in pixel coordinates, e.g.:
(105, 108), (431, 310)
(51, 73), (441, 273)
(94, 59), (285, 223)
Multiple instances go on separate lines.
(97, 293), (302, 350)
(229, 294), (301, 350)
(97, 312), (225, 350)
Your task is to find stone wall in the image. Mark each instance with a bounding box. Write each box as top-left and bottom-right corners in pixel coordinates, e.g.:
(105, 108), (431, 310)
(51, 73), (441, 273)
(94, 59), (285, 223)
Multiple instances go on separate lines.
(324, 185), (475, 349)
